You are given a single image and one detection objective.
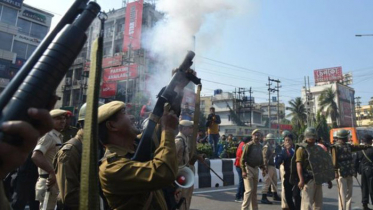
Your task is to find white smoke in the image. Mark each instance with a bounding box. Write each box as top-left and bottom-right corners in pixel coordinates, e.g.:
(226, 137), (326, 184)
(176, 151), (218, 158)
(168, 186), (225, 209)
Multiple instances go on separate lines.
(142, 0), (248, 101)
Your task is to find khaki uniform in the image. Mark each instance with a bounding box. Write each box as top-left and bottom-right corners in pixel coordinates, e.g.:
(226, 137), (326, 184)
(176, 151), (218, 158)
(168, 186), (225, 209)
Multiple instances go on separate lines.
(54, 129), (83, 210)
(332, 143), (370, 210)
(240, 141), (263, 210)
(61, 126), (79, 143)
(296, 147), (322, 210)
(175, 132), (195, 210)
(34, 129), (63, 210)
(99, 130), (177, 210)
(262, 144), (278, 194)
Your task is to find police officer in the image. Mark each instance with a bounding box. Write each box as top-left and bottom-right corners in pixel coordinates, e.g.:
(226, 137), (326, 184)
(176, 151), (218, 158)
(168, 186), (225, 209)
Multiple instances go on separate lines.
(332, 129), (372, 210)
(54, 103), (103, 210)
(60, 111), (79, 143)
(32, 109), (67, 210)
(98, 101), (178, 209)
(240, 129), (265, 210)
(175, 120), (203, 210)
(295, 127), (333, 210)
(262, 133), (281, 204)
(355, 134), (373, 210)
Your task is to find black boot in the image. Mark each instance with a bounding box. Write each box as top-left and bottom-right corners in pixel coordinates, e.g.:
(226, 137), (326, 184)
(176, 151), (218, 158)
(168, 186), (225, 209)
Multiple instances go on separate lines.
(261, 194), (273, 204)
(273, 192), (281, 201)
(363, 203), (372, 210)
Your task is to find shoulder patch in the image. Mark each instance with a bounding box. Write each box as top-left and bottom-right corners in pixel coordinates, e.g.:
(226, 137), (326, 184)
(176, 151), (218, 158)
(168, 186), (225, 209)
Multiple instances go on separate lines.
(62, 144), (73, 151)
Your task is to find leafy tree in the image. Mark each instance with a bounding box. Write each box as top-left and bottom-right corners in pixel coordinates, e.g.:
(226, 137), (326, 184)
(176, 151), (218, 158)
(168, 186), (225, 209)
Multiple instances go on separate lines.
(318, 87), (339, 128)
(227, 102), (245, 126)
(315, 112), (330, 144)
(286, 97), (307, 139)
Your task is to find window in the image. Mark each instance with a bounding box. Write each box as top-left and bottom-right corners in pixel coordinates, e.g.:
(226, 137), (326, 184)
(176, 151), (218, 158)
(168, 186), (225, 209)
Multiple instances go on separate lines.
(1, 6), (17, 26)
(26, 44), (36, 59)
(30, 23), (48, 39)
(0, 31), (13, 51)
(17, 18), (31, 35)
(13, 41), (27, 59)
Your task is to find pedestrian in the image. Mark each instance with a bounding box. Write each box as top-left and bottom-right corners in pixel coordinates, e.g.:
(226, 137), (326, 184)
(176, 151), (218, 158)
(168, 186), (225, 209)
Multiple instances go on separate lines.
(234, 136), (250, 202)
(331, 129), (372, 210)
(175, 120), (204, 210)
(276, 131), (300, 210)
(355, 134), (373, 210)
(205, 107), (221, 158)
(60, 111), (79, 143)
(32, 109), (67, 210)
(294, 127), (334, 210)
(261, 133), (281, 204)
(240, 129), (265, 210)
(98, 101), (178, 209)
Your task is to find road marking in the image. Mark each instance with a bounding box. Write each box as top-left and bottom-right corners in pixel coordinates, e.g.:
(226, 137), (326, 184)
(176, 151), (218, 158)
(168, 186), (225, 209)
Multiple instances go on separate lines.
(194, 182), (281, 194)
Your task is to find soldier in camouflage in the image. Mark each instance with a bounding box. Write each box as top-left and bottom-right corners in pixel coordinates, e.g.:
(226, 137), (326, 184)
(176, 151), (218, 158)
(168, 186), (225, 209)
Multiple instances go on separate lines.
(331, 129), (372, 210)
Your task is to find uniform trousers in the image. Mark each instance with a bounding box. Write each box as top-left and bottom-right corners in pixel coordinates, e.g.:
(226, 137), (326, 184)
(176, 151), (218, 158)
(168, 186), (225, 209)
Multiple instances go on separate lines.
(337, 174), (353, 210)
(242, 165), (258, 210)
(35, 178), (58, 210)
(361, 166), (373, 205)
(262, 165), (278, 194)
(301, 179), (323, 210)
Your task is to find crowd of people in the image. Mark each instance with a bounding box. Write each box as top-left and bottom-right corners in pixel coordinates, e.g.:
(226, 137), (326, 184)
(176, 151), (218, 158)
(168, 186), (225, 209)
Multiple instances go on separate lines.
(236, 128), (373, 210)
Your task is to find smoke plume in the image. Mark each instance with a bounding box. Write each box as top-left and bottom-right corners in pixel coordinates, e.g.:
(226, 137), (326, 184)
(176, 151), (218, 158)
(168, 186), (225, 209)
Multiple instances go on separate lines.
(142, 0), (247, 101)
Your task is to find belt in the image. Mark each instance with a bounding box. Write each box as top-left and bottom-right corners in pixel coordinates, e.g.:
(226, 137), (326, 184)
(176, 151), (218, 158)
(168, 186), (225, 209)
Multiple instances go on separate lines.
(39, 174), (49, 179)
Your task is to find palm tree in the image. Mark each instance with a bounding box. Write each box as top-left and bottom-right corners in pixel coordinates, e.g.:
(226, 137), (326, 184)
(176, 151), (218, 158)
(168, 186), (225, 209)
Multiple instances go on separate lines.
(318, 87), (339, 128)
(286, 97), (307, 137)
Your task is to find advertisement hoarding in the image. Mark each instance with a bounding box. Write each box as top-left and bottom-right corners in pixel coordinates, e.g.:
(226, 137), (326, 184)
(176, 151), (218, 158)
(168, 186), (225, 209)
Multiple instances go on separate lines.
(337, 84), (354, 127)
(102, 55), (123, 68)
(123, 0), (143, 52)
(0, 0), (23, 9)
(102, 64), (138, 82)
(100, 82), (117, 98)
(314, 66), (343, 83)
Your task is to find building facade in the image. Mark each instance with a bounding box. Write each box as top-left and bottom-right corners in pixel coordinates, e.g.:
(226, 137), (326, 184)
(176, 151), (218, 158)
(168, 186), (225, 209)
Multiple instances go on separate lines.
(0, 0), (53, 91)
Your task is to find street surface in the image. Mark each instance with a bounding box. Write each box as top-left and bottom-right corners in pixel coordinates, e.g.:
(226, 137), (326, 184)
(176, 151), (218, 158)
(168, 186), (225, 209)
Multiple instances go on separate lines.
(191, 176), (369, 210)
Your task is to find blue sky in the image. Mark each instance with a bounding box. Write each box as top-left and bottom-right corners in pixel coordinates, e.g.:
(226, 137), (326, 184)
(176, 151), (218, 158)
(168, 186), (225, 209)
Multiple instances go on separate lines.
(25, 0), (373, 106)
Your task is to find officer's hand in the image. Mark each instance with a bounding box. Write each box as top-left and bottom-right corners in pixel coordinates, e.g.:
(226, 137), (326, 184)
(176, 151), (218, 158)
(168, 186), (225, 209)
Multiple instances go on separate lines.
(298, 180), (305, 190)
(161, 105), (178, 132)
(0, 108), (53, 179)
(47, 172), (57, 187)
(327, 181), (333, 189)
(242, 171), (247, 178)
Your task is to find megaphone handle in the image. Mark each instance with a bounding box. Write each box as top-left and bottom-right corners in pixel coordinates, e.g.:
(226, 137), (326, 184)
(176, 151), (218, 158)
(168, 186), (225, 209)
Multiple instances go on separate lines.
(175, 197), (185, 209)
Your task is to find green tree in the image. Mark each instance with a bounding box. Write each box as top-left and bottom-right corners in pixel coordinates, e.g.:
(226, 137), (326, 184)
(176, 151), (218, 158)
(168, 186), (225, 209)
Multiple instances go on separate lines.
(315, 112), (330, 144)
(227, 102), (245, 126)
(318, 87), (339, 128)
(286, 97), (307, 140)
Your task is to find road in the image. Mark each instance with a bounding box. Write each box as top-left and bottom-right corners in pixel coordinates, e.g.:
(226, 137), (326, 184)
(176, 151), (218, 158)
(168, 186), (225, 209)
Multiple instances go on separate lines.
(191, 176), (369, 210)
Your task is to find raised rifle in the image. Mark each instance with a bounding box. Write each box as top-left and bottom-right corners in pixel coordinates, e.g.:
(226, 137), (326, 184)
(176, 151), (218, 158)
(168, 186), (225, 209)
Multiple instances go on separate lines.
(132, 51), (201, 162)
(0, 0), (101, 144)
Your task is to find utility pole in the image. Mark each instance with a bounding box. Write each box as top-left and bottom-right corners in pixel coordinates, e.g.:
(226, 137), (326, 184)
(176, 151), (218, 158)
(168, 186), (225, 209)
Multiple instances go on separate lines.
(125, 43), (132, 104)
(270, 78), (281, 136)
(355, 96), (361, 126)
(249, 87), (253, 127)
(304, 76), (313, 127)
(267, 77), (276, 129)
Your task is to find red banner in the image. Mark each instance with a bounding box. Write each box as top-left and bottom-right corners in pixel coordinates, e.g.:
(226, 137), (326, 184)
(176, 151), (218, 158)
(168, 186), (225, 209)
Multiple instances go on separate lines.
(271, 124), (293, 131)
(100, 82), (117, 98)
(314, 66), (343, 83)
(103, 64), (138, 82)
(102, 55), (123, 68)
(123, 0), (143, 52)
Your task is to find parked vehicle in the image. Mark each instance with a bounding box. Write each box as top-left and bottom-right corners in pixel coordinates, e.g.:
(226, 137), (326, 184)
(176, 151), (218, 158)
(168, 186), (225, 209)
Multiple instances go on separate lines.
(330, 127), (373, 145)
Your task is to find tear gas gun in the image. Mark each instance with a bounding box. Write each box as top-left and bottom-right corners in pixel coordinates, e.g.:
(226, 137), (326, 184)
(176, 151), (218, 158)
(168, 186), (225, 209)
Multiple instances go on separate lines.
(0, 0), (101, 145)
(132, 51), (202, 162)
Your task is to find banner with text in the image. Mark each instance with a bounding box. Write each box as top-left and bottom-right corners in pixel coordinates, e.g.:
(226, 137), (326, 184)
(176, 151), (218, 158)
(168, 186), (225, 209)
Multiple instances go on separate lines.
(100, 82), (117, 98)
(314, 66), (343, 83)
(102, 55), (123, 68)
(103, 64), (138, 82)
(123, 0), (143, 51)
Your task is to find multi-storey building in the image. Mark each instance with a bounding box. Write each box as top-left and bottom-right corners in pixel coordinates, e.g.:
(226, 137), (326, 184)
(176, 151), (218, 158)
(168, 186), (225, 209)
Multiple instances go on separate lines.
(56, 1), (163, 116)
(0, 0), (53, 91)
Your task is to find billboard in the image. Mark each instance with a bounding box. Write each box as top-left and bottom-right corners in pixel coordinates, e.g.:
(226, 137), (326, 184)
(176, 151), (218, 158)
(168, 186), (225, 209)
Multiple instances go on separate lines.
(314, 66), (343, 83)
(102, 64), (138, 82)
(0, 0), (23, 9)
(102, 55), (123, 68)
(337, 84), (354, 127)
(123, 0), (143, 51)
(100, 82), (117, 98)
